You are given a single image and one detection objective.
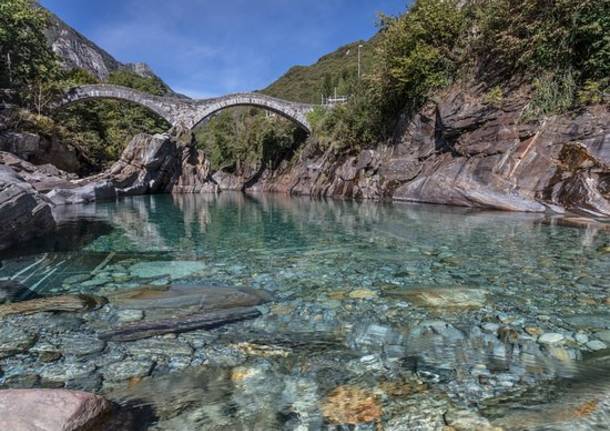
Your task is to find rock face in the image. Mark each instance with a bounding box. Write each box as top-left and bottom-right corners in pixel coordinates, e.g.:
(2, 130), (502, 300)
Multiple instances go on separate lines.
(0, 152), (76, 192)
(46, 127), (217, 206)
(0, 389), (110, 431)
(0, 165), (56, 250)
(244, 92), (610, 217)
(0, 131), (87, 175)
(4, 87), (608, 218)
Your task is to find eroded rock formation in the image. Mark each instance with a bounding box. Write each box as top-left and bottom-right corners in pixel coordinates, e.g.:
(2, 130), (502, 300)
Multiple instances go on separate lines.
(0, 88), (608, 254)
(45, 127), (217, 206)
(244, 90), (610, 217)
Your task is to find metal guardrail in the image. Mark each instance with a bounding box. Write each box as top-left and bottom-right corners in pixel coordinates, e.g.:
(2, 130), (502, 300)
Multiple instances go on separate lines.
(322, 95), (349, 106)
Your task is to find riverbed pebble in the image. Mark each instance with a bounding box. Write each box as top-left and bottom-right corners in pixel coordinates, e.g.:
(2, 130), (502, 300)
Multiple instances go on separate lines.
(538, 333), (565, 345)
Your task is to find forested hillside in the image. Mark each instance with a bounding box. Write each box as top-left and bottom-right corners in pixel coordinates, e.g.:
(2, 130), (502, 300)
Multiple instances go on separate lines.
(262, 39), (377, 104)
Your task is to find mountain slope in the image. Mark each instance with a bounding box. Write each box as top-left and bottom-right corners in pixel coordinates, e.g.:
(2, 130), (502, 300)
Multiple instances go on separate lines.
(43, 9), (176, 96)
(262, 38), (378, 104)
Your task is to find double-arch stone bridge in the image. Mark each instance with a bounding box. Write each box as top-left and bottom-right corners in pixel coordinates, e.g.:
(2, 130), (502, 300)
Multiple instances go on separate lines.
(56, 84), (317, 132)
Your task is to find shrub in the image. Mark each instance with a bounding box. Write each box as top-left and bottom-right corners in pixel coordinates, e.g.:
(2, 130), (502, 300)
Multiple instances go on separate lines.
(578, 80), (608, 105)
(484, 85), (504, 107)
(372, 0), (468, 116)
(522, 70), (577, 119)
(476, 0), (610, 86)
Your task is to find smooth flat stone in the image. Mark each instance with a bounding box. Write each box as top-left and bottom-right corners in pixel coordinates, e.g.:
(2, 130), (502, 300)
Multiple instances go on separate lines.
(385, 287), (489, 309)
(109, 285), (271, 312)
(564, 314), (610, 330)
(128, 261), (207, 280)
(538, 333), (565, 345)
(0, 389), (110, 431)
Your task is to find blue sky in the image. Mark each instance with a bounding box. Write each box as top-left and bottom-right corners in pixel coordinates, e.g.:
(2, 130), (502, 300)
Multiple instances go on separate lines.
(40, 0), (408, 98)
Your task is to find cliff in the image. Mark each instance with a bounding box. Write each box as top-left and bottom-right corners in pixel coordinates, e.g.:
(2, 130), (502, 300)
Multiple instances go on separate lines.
(218, 86), (610, 218)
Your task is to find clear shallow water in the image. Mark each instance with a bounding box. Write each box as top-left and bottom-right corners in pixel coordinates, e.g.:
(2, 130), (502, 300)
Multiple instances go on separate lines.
(2, 193), (610, 430)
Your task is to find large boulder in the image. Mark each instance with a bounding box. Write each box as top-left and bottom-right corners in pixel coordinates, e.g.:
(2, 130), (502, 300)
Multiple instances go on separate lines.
(107, 132), (179, 195)
(46, 179), (117, 205)
(171, 146), (218, 193)
(0, 151), (76, 192)
(0, 165), (56, 250)
(46, 127), (218, 205)
(0, 389), (111, 431)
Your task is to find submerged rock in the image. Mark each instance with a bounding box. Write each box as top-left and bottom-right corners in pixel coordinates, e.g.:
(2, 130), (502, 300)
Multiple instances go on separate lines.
(321, 385), (382, 427)
(564, 314), (610, 330)
(0, 326), (37, 359)
(385, 287), (489, 309)
(108, 285), (271, 313)
(0, 294), (107, 318)
(40, 360), (97, 385)
(99, 306), (262, 342)
(103, 358), (155, 382)
(127, 260), (207, 280)
(59, 334), (106, 357)
(0, 280), (37, 304)
(0, 389), (110, 431)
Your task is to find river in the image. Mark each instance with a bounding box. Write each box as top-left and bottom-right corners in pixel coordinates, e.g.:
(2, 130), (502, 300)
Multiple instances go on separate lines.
(1, 193), (609, 430)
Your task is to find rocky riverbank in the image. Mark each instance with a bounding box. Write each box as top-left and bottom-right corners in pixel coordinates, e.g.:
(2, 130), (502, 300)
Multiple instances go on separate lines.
(242, 91), (610, 218)
(1, 87), (609, 252)
(1, 254), (609, 429)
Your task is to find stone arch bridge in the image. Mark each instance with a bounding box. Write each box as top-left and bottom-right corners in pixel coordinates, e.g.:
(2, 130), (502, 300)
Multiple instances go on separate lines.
(56, 84), (317, 132)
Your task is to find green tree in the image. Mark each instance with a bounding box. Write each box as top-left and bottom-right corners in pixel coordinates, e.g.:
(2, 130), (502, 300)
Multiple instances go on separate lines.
(194, 108), (304, 172)
(53, 69), (170, 167)
(372, 0), (467, 116)
(0, 0), (57, 90)
(476, 0), (610, 86)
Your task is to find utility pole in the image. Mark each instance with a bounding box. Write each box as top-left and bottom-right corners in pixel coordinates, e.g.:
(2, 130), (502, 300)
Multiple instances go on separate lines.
(6, 53), (12, 86)
(357, 44), (363, 79)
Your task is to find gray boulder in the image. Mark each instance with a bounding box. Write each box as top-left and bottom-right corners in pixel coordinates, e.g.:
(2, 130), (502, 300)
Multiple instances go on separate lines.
(0, 280), (37, 304)
(46, 127), (218, 205)
(46, 179), (116, 206)
(0, 165), (56, 251)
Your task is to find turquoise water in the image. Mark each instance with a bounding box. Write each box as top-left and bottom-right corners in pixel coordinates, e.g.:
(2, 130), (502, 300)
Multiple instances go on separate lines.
(2, 193), (610, 430)
(6, 193), (610, 301)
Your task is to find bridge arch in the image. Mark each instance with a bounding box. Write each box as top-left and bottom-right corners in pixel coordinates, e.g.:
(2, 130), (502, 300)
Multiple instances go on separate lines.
(55, 84), (190, 126)
(189, 94), (314, 133)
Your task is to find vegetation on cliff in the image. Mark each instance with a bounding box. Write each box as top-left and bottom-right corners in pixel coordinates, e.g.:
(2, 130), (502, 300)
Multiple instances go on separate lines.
(308, 0), (610, 150)
(262, 39), (377, 104)
(194, 109), (306, 173)
(52, 69), (169, 166)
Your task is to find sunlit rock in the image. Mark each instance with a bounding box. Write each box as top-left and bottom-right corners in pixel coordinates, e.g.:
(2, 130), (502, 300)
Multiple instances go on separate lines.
(0, 389), (110, 431)
(385, 287), (489, 309)
(321, 385), (382, 427)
